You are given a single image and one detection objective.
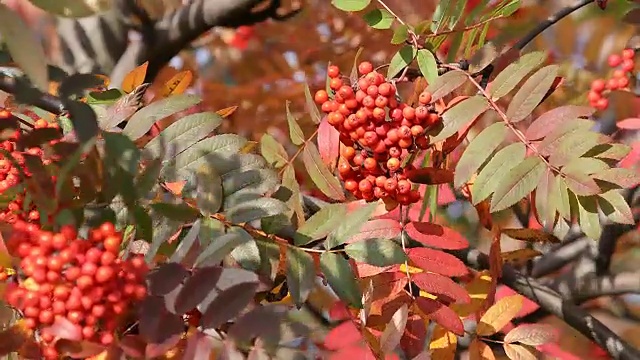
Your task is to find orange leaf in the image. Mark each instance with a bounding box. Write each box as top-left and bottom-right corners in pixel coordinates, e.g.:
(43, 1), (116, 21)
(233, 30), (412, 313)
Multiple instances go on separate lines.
(469, 338), (496, 360)
(504, 323), (557, 346)
(164, 181), (186, 196)
(0, 320), (32, 356)
(159, 70), (193, 97)
(503, 343), (538, 360)
(216, 106), (238, 118)
(451, 270), (492, 318)
(476, 294), (524, 336)
(122, 62), (149, 93)
(501, 249), (542, 266)
(429, 325), (457, 360)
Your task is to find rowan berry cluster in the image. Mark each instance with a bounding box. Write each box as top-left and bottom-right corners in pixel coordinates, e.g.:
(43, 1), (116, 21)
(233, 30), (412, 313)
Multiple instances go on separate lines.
(313, 62), (441, 205)
(588, 48), (636, 111)
(0, 109), (61, 224)
(3, 221), (148, 359)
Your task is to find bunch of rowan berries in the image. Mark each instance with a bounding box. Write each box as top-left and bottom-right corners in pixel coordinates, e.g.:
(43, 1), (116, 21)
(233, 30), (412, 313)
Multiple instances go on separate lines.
(0, 109), (62, 224)
(313, 61), (441, 205)
(588, 48), (636, 111)
(2, 221), (148, 359)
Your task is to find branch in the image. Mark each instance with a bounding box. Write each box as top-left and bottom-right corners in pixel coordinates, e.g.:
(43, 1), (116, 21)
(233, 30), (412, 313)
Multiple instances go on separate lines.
(531, 237), (591, 278)
(573, 272), (640, 304)
(0, 76), (64, 115)
(452, 247), (640, 360)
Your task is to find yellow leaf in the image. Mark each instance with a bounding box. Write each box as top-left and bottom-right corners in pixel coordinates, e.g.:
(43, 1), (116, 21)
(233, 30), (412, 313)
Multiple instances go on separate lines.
(122, 62), (149, 93)
(418, 291), (438, 300)
(429, 325), (457, 360)
(49, 81), (60, 96)
(503, 343), (538, 360)
(240, 141), (258, 154)
(159, 70), (193, 97)
(469, 338), (496, 360)
(216, 106), (238, 118)
(476, 294), (524, 336)
(399, 263), (423, 274)
(451, 271), (492, 318)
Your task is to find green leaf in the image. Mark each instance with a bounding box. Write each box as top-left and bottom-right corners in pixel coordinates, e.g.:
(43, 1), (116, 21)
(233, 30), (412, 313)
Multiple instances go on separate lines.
(498, 0), (521, 16)
(534, 169), (556, 229)
(102, 132), (141, 175)
(561, 167), (601, 196)
(468, 42), (498, 73)
(132, 205), (153, 242)
(150, 202), (200, 222)
(593, 168), (640, 188)
(229, 228), (261, 271)
(472, 142), (526, 204)
(123, 94), (201, 140)
(537, 119), (596, 156)
(505, 65), (559, 123)
(195, 165), (223, 216)
(195, 232), (245, 268)
(143, 112), (222, 161)
(387, 45), (417, 79)
(446, 0), (468, 30)
(431, 96), (489, 142)
(294, 203), (347, 245)
(320, 252), (363, 308)
(326, 203), (378, 249)
(145, 216), (182, 263)
(590, 143), (632, 161)
(416, 49), (438, 84)
(302, 142), (345, 201)
(431, 0), (452, 32)
(0, 3), (48, 91)
(489, 51), (547, 100)
(426, 70), (468, 102)
(345, 238), (406, 266)
(577, 196), (601, 240)
(169, 219), (201, 264)
(26, 0), (111, 17)
(286, 101), (305, 145)
(304, 82), (322, 124)
(222, 168), (279, 197)
(391, 24), (409, 45)
(454, 122), (507, 188)
(286, 247), (315, 306)
(598, 190), (634, 225)
(282, 165), (305, 226)
(548, 131), (605, 167)
(553, 176), (572, 220)
(363, 9), (394, 29)
(86, 88), (124, 105)
(490, 156), (546, 212)
(260, 133), (289, 168)
(135, 158), (162, 196)
(225, 197), (289, 224)
(331, 0), (371, 11)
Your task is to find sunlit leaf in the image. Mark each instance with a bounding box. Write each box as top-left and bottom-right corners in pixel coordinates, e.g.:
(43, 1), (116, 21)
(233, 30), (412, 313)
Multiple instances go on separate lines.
(501, 228), (560, 244)
(504, 324), (556, 346)
(293, 203), (347, 245)
(577, 195), (601, 240)
(388, 45), (417, 79)
(477, 294), (523, 336)
(363, 8), (394, 29)
(121, 61), (148, 93)
(428, 326), (458, 359)
(159, 70), (193, 97)
(489, 51), (547, 100)
(407, 247), (469, 277)
(454, 122), (507, 188)
(503, 343), (538, 360)
(405, 222), (469, 250)
(432, 96), (489, 142)
(320, 252), (363, 308)
(286, 247), (315, 307)
(326, 202), (378, 249)
(426, 70), (468, 103)
(260, 133), (289, 168)
(525, 105), (595, 141)
(380, 304), (408, 353)
(472, 142), (526, 204)
(345, 238), (406, 266)
(490, 156), (546, 212)
(302, 142), (345, 201)
(123, 94), (201, 140)
(505, 65), (559, 123)
(331, 0), (371, 11)
(416, 49), (438, 84)
(598, 190), (634, 225)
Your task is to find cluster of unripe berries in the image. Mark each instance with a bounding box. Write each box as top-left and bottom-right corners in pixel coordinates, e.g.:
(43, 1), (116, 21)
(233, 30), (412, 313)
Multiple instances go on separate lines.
(588, 48), (636, 111)
(313, 62), (440, 205)
(0, 109), (61, 224)
(2, 221), (148, 359)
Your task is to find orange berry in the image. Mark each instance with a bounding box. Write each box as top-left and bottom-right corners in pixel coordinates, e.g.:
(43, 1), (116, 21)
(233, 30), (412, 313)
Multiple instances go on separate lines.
(358, 61), (374, 75)
(327, 65), (340, 78)
(314, 90), (329, 105)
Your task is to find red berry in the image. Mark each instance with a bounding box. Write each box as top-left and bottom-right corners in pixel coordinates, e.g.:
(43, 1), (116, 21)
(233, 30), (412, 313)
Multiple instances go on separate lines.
(327, 65), (340, 78)
(358, 179), (373, 193)
(402, 106), (416, 120)
(418, 91), (432, 105)
(619, 76), (630, 88)
(103, 235), (122, 254)
(344, 179), (358, 192)
(622, 58), (635, 72)
(608, 54), (622, 67)
(623, 48), (635, 59)
(330, 78), (343, 91)
(387, 158), (401, 172)
(314, 90), (329, 105)
(358, 61), (374, 75)
(378, 83), (395, 97)
(397, 180), (412, 194)
(595, 97), (609, 111)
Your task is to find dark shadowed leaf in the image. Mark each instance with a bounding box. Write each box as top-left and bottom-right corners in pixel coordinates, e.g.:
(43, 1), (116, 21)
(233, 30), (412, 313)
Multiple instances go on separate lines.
(598, 190), (634, 225)
(227, 305), (288, 343)
(182, 331), (214, 359)
(490, 156), (546, 213)
(320, 252), (363, 308)
(286, 247), (315, 306)
(415, 297), (464, 335)
(65, 101), (99, 143)
(411, 272), (471, 304)
(58, 73), (105, 99)
(401, 315), (427, 359)
(294, 203), (347, 245)
(363, 8), (394, 29)
(472, 142), (526, 204)
(406, 222), (469, 250)
(405, 167), (454, 185)
(146, 262), (190, 296)
(54, 339), (105, 359)
(469, 43), (498, 73)
(303, 142), (345, 201)
(200, 282), (259, 329)
(195, 232), (245, 268)
(138, 296), (184, 343)
(145, 335), (182, 359)
(103, 132), (141, 174)
(169, 220), (201, 264)
(150, 202), (200, 222)
(501, 228), (560, 244)
(345, 238), (406, 266)
(173, 266), (223, 315)
(225, 197), (289, 223)
(454, 122), (507, 188)
(407, 248), (469, 277)
(123, 94), (201, 140)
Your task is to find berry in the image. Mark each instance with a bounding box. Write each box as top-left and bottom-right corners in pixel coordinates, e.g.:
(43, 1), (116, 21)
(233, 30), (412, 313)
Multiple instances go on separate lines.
(622, 48), (635, 59)
(327, 65), (340, 78)
(358, 61), (374, 75)
(608, 54), (622, 67)
(314, 90), (329, 105)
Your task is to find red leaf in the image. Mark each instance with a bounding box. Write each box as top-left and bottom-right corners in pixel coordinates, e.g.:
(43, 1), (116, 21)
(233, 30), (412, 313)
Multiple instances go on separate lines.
(328, 301), (352, 321)
(43, 317), (81, 341)
(411, 272), (471, 304)
(400, 315), (427, 359)
(324, 321), (362, 350)
(617, 118), (640, 130)
(438, 184), (457, 206)
(318, 116), (340, 171)
(406, 222), (469, 250)
(405, 167), (454, 185)
(619, 142), (640, 169)
(415, 297), (464, 335)
(406, 248), (469, 277)
(347, 219), (402, 243)
(355, 262), (394, 277)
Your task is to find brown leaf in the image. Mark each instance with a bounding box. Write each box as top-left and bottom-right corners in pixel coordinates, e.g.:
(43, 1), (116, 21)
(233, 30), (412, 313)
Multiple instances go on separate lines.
(501, 228), (560, 244)
(501, 249), (543, 266)
(405, 167), (454, 185)
(469, 338), (496, 360)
